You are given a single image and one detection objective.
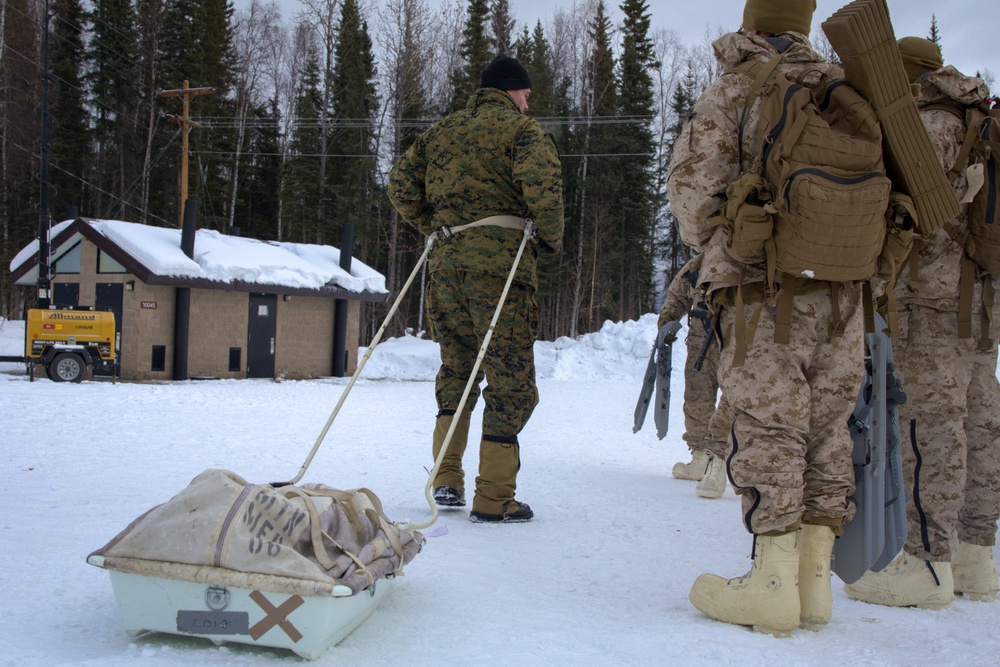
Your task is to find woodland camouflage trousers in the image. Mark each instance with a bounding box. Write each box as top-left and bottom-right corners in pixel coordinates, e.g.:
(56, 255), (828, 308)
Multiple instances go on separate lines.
(718, 286), (863, 535)
(895, 304), (1000, 560)
(426, 269), (539, 438)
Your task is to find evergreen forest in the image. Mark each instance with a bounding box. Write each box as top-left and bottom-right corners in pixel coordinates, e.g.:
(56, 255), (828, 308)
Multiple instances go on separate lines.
(2, 0), (767, 339)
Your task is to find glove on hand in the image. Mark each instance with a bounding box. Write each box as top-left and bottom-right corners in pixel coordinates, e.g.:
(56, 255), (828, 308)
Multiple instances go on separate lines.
(657, 320), (681, 345)
(532, 236), (562, 255)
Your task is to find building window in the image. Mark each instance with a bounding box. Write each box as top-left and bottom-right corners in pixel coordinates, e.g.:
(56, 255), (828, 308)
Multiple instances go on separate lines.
(229, 347), (241, 372)
(151, 346), (166, 372)
(98, 249), (127, 273)
(51, 243), (81, 274)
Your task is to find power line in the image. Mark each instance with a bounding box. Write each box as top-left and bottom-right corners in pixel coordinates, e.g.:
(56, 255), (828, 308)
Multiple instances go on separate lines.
(3, 134), (178, 227)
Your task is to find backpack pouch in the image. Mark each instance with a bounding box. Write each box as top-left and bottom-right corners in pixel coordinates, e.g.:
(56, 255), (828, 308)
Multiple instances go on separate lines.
(723, 172), (776, 265)
(776, 169), (890, 280)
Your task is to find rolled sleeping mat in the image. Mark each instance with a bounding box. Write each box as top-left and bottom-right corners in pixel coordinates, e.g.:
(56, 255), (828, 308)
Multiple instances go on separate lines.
(822, 0), (959, 234)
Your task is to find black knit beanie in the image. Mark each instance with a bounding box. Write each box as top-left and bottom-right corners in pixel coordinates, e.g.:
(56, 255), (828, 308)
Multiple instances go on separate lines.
(480, 55), (532, 91)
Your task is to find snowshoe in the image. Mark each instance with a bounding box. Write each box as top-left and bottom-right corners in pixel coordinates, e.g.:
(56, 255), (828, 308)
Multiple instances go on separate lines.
(469, 500), (534, 523)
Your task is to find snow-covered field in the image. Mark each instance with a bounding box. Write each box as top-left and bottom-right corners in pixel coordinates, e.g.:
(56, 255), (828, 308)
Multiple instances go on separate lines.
(2, 314), (998, 666)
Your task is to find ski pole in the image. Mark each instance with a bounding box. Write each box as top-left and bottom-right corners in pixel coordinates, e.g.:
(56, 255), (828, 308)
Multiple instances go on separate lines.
(408, 222), (535, 530)
(274, 234), (437, 487)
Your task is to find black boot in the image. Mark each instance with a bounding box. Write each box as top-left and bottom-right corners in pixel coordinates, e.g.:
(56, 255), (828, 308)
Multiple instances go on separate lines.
(433, 486), (465, 507)
(469, 500), (534, 523)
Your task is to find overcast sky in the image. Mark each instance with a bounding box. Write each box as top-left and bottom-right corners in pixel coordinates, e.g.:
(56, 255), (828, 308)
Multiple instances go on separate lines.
(511, 0), (997, 80)
(248, 0), (997, 86)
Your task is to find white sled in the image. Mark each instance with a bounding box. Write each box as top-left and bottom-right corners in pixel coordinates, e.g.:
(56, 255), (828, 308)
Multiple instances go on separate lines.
(88, 469), (422, 660)
(86, 557), (391, 659)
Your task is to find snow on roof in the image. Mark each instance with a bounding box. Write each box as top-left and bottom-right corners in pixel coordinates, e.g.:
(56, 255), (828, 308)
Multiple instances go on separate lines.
(10, 219), (387, 295)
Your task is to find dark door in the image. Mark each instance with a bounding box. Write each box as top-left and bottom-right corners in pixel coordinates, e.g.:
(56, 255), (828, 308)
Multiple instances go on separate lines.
(52, 283), (79, 308)
(95, 283), (123, 378)
(247, 293), (277, 379)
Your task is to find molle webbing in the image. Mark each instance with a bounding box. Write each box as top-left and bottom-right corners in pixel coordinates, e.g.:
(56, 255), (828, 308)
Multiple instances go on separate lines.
(724, 52), (890, 285)
(822, 0), (959, 234)
(715, 275), (848, 368)
(956, 256), (995, 349)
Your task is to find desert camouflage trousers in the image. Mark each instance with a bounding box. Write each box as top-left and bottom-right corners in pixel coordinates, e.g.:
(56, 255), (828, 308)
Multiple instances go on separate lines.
(426, 269), (539, 437)
(683, 316), (729, 458)
(718, 285), (863, 535)
(895, 304), (1000, 559)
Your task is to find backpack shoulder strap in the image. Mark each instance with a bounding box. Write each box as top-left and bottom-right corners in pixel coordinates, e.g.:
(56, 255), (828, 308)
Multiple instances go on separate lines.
(726, 53), (786, 170)
(732, 53), (786, 141)
(922, 102), (985, 176)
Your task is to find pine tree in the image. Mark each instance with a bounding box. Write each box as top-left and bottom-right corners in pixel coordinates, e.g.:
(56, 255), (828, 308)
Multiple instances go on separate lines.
(449, 0), (492, 112)
(928, 14), (941, 51)
(49, 0), (90, 217)
(87, 0), (140, 218)
(158, 0), (236, 230)
(614, 0), (657, 319)
(281, 50), (324, 242)
(229, 0), (286, 238)
(379, 0), (434, 334)
(134, 0), (171, 225)
(1, 0), (43, 313)
(329, 0), (379, 251)
(490, 0), (515, 55)
(569, 0), (617, 335)
(238, 98), (282, 241)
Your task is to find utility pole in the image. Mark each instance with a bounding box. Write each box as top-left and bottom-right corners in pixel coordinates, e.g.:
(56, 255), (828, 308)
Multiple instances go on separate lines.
(36, 0), (53, 309)
(160, 81), (215, 226)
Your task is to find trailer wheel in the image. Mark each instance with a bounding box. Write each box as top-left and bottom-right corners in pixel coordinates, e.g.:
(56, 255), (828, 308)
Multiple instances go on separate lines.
(49, 353), (86, 383)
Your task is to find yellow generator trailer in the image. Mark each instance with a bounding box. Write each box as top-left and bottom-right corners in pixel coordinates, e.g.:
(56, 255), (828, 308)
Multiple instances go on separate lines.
(25, 308), (116, 382)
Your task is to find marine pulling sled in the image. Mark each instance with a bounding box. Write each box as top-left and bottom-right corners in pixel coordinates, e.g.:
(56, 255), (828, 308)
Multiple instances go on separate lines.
(87, 219), (536, 659)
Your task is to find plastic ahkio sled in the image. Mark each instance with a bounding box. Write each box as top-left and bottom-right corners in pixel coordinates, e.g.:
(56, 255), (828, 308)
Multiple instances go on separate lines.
(86, 469), (421, 660)
(87, 220), (537, 659)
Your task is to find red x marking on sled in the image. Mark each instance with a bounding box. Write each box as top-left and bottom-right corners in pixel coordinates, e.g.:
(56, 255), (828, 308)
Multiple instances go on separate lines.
(248, 590), (304, 642)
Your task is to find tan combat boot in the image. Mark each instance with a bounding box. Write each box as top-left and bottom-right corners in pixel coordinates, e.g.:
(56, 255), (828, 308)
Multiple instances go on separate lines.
(689, 530), (801, 637)
(798, 524), (835, 630)
(695, 456), (727, 499)
(843, 551), (953, 609)
(673, 449), (711, 481)
(470, 436), (532, 523)
(431, 410), (472, 507)
(953, 541), (1000, 601)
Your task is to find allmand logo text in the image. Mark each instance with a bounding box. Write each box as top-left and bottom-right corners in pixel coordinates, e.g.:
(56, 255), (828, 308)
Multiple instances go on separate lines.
(49, 313), (96, 321)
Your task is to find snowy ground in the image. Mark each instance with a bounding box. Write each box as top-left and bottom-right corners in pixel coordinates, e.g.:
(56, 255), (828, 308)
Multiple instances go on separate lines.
(2, 314), (998, 666)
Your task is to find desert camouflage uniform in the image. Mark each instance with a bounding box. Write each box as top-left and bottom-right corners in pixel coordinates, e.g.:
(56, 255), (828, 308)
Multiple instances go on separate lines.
(891, 67), (1000, 560)
(388, 88), (563, 489)
(659, 255), (728, 459)
(666, 30), (862, 536)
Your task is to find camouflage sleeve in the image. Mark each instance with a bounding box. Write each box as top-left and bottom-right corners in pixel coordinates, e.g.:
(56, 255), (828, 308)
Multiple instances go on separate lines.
(921, 108), (969, 201)
(660, 268), (694, 322)
(514, 122), (564, 245)
(666, 75), (746, 251)
(387, 136), (435, 235)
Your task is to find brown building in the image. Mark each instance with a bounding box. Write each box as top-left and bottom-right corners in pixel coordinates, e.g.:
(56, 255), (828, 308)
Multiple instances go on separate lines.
(10, 218), (390, 381)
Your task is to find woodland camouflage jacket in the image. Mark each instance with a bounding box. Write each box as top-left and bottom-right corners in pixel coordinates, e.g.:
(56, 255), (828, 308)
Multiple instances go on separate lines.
(388, 88), (564, 288)
(897, 66), (992, 312)
(665, 31), (837, 294)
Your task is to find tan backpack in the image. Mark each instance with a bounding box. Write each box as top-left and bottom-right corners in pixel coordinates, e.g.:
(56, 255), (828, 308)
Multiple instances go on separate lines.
(913, 100), (1000, 344)
(923, 102), (1000, 274)
(714, 53), (895, 290)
